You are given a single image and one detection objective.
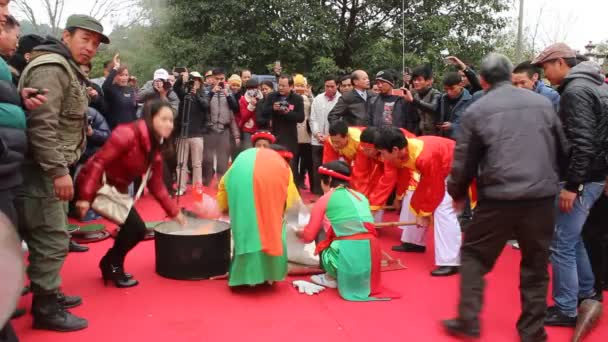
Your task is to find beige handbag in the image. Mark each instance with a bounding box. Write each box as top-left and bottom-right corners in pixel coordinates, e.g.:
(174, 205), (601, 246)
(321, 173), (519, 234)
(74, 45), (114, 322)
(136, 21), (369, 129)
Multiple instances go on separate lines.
(91, 166), (152, 225)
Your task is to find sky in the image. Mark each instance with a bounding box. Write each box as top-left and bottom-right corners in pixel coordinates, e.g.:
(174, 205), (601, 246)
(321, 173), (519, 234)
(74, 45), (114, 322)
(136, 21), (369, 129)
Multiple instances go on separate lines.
(10, 0), (608, 53)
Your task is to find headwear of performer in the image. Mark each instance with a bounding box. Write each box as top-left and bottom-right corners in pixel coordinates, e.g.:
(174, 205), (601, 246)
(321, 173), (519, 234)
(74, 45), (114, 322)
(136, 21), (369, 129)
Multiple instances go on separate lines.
(318, 160), (351, 193)
(251, 131), (276, 148)
(268, 144), (293, 162)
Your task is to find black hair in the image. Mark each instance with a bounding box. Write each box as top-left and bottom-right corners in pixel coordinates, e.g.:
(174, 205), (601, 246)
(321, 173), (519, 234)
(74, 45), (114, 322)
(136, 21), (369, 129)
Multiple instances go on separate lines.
(319, 160), (351, 188)
(411, 65), (433, 80)
(360, 127), (379, 144)
(1, 15), (20, 31)
(212, 67), (226, 76)
(103, 60), (113, 69)
(324, 75), (338, 84)
(443, 72), (463, 87)
(142, 98), (174, 155)
(339, 75), (352, 83)
(261, 80), (274, 89)
(513, 61), (541, 79)
(374, 127), (407, 151)
(329, 120), (348, 137)
(240, 68), (251, 77)
(279, 74), (294, 86)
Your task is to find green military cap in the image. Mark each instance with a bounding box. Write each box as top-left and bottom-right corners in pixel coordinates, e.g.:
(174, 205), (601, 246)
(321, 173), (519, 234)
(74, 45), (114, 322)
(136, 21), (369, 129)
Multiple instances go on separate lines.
(65, 14), (110, 44)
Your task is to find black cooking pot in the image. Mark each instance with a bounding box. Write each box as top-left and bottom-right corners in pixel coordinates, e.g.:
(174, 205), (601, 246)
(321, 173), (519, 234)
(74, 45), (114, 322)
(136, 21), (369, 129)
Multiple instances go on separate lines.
(154, 213), (231, 280)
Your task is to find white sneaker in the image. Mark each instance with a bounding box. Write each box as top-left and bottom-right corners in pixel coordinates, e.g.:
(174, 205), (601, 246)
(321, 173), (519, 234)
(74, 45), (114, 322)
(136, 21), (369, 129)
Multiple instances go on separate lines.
(310, 274), (337, 289)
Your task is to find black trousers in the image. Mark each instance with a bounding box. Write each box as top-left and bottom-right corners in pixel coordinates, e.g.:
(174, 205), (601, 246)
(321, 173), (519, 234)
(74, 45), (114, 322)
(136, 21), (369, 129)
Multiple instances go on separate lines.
(582, 194), (608, 293)
(458, 198), (554, 341)
(311, 145), (324, 195)
(105, 209), (147, 266)
(294, 143), (313, 188)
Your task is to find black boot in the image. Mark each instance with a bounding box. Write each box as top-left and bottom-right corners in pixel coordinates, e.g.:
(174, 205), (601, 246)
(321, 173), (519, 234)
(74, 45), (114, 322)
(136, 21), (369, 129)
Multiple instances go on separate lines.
(57, 291), (82, 309)
(68, 240), (89, 253)
(391, 242), (426, 253)
(31, 294), (88, 332)
(442, 318), (480, 338)
(99, 255), (138, 288)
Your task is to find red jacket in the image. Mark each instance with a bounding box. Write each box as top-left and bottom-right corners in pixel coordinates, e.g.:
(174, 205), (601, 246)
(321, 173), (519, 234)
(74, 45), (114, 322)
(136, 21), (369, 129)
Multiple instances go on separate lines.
(77, 120), (180, 218)
(351, 128), (416, 209)
(238, 96), (258, 133)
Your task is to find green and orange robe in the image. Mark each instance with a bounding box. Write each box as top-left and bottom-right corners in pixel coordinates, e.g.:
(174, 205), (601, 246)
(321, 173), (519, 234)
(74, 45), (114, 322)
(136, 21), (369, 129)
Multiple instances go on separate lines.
(217, 148), (300, 287)
(300, 186), (394, 301)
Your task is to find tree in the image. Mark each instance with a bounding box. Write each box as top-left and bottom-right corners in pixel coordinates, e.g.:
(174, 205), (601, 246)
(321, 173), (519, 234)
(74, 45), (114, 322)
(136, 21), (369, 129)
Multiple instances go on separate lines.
(159, 0), (508, 86)
(12, 0), (65, 35)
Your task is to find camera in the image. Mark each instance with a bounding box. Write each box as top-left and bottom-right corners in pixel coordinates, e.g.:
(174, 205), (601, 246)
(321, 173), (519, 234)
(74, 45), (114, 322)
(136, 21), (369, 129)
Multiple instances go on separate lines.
(185, 78), (196, 94)
(279, 100), (290, 111)
(218, 81), (225, 89)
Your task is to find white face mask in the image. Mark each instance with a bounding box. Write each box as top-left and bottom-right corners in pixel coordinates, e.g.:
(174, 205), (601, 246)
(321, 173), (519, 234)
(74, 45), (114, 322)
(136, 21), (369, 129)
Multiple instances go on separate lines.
(246, 89), (258, 97)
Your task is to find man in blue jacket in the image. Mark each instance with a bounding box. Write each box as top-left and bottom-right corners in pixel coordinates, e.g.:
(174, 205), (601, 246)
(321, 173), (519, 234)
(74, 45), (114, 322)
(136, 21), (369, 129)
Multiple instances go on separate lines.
(512, 61), (560, 113)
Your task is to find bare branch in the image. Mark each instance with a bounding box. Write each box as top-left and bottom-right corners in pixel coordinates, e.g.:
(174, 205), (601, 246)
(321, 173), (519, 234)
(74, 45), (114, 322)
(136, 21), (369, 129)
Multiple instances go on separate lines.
(12, 0), (39, 27)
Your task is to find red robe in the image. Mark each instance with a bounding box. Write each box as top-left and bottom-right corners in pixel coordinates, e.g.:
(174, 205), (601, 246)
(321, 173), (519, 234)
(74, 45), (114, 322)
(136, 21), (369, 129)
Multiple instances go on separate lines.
(322, 126), (363, 166)
(394, 136), (455, 216)
(351, 128), (417, 210)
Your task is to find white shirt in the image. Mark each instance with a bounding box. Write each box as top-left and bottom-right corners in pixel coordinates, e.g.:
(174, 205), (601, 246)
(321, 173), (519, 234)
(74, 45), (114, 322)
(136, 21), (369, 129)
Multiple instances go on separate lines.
(309, 92), (341, 146)
(355, 88), (367, 101)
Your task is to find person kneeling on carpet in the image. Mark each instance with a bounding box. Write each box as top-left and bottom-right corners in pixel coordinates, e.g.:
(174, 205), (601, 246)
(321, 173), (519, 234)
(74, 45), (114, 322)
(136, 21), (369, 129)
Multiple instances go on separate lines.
(75, 99), (186, 288)
(296, 161), (391, 301)
(216, 147), (300, 287)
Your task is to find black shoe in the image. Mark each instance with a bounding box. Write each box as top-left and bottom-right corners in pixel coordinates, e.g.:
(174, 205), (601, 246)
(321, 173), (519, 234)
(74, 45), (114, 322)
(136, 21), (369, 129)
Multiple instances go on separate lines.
(32, 294), (88, 332)
(11, 308), (26, 319)
(99, 256), (139, 288)
(391, 242), (426, 253)
(431, 266), (459, 277)
(68, 240), (89, 253)
(57, 291), (82, 309)
(544, 306), (576, 327)
(442, 318), (480, 338)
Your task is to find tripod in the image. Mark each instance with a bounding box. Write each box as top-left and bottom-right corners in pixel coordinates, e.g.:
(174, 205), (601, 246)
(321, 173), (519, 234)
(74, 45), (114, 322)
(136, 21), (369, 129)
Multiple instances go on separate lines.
(175, 84), (194, 207)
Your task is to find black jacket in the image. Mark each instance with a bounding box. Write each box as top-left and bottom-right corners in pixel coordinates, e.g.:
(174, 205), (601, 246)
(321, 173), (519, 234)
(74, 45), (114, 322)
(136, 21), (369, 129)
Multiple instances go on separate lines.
(173, 77), (209, 137)
(557, 61), (608, 191)
(81, 107), (110, 162)
(368, 93), (408, 129)
(262, 91), (305, 152)
(410, 87), (442, 136)
(327, 89), (375, 126)
(103, 69), (138, 129)
(0, 79), (27, 190)
(438, 89), (473, 139)
(448, 82), (568, 202)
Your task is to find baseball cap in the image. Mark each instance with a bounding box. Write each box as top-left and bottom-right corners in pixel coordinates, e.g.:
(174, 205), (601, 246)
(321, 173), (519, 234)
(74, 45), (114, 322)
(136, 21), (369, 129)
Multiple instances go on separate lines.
(532, 43), (576, 66)
(153, 68), (169, 81)
(65, 14), (110, 44)
(375, 70), (395, 87)
(190, 71), (203, 79)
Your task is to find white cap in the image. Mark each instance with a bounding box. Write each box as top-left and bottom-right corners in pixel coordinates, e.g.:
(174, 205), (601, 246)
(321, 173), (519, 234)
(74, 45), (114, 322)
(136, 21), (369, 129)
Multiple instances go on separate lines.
(190, 71), (203, 79)
(153, 68), (169, 81)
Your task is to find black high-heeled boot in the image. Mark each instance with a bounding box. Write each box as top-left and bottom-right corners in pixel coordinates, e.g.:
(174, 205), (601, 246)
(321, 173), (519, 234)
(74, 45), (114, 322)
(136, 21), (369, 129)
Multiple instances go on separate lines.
(99, 255), (138, 288)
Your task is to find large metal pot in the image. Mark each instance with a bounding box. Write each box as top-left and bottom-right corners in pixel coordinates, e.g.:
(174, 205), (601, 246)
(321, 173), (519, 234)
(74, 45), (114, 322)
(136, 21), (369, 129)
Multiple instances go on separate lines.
(154, 214), (230, 280)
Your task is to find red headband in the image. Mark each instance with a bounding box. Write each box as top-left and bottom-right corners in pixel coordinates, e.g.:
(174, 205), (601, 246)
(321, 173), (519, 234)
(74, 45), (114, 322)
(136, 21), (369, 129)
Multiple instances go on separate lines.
(277, 150), (293, 160)
(251, 131), (276, 144)
(359, 142), (375, 149)
(318, 166), (351, 182)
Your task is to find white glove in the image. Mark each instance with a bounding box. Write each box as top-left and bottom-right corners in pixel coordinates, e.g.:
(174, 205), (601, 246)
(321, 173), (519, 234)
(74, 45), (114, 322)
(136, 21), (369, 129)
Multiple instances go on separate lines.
(292, 280), (326, 296)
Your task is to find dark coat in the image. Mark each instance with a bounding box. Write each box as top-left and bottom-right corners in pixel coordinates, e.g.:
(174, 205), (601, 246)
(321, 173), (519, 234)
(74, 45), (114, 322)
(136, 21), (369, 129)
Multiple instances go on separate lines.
(262, 90), (305, 152)
(368, 93), (409, 129)
(448, 82), (568, 202)
(557, 61), (608, 192)
(77, 120), (179, 218)
(173, 77), (209, 137)
(327, 89), (376, 126)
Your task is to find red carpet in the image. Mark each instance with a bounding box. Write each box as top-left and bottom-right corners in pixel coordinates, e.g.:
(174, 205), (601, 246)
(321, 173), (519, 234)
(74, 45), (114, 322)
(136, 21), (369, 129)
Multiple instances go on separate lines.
(12, 190), (608, 342)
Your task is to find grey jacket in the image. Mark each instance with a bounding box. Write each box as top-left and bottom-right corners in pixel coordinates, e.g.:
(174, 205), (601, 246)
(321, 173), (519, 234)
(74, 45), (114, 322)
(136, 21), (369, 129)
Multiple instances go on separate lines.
(448, 82), (568, 202)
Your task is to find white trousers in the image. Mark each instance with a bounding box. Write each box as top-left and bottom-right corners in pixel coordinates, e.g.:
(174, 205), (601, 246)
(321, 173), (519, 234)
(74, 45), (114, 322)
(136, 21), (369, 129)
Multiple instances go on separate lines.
(398, 189), (461, 266)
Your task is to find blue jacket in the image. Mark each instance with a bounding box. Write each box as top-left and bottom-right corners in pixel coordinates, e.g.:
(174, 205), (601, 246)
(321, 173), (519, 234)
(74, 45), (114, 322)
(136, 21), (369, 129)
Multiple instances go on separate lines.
(82, 107), (110, 162)
(438, 88), (473, 139)
(534, 80), (560, 113)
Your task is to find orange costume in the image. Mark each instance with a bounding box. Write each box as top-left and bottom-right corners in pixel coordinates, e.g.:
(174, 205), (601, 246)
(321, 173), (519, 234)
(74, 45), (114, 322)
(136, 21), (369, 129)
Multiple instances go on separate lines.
(322, 126), (363, 166)
(351, 128), (417, 210)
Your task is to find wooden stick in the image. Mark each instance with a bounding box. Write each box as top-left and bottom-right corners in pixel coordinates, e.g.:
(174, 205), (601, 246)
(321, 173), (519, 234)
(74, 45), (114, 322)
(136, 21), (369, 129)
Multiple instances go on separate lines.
(375, 221), (417, 228)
